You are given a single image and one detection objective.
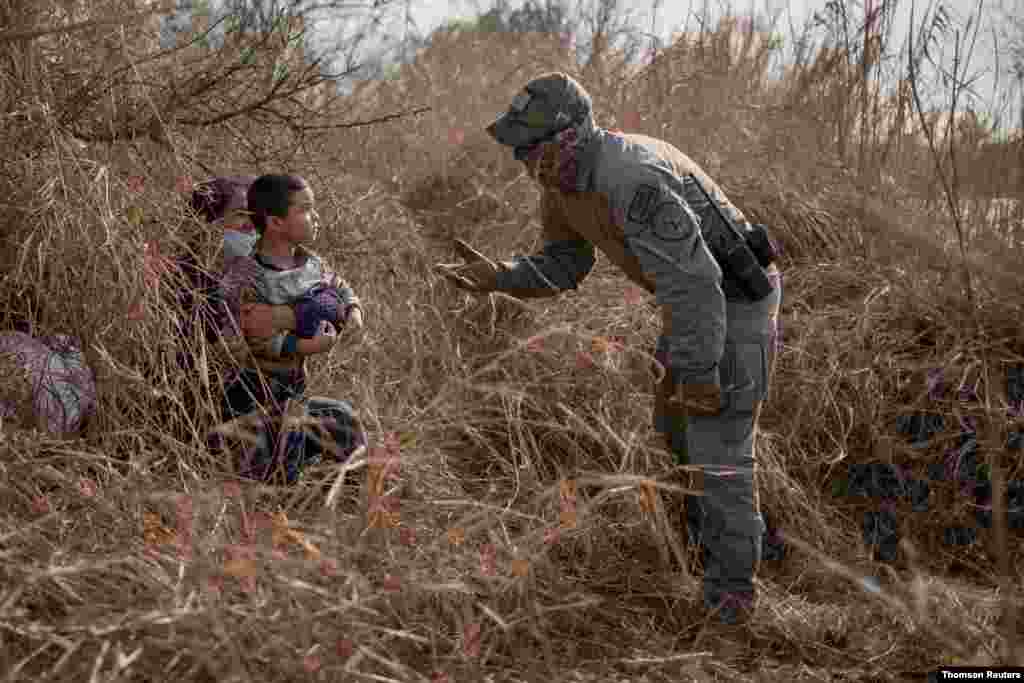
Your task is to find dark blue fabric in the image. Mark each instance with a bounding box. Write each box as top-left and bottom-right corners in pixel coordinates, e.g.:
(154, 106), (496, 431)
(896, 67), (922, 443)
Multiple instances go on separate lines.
(493, 239), (596, 293)
(220, 368), (365, 485)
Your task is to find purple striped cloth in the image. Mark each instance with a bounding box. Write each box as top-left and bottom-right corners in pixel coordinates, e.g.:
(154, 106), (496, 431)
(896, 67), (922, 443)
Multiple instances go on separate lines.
(0, 332), (96, 435)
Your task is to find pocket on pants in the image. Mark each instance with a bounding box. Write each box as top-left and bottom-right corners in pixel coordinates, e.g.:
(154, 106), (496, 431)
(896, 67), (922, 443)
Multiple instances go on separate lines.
(722, 341), (767, 415)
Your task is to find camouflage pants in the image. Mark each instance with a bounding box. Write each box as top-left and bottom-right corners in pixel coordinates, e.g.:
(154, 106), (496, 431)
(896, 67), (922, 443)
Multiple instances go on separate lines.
(654, 269), (782, 610)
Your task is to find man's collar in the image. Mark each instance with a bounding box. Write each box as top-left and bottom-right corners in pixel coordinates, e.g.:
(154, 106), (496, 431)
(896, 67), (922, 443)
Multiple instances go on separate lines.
(571, 128), (604, 192)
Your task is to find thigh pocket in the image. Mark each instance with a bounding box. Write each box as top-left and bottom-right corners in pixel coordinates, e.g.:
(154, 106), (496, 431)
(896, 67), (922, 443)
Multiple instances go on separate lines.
(722, 341), (768, 415)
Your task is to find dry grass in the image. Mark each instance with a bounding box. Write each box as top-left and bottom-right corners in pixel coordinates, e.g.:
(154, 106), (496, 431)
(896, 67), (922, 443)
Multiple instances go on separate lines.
(2, 6), (1024, 682)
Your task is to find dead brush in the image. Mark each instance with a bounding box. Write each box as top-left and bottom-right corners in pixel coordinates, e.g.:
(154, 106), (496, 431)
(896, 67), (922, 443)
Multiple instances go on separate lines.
(5, 5), (1024, 682)
(761, 242), (1024, 661)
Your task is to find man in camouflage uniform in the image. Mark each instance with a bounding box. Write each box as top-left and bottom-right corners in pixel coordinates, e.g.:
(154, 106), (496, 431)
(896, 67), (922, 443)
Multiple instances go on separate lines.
(436, 72), (782, 629)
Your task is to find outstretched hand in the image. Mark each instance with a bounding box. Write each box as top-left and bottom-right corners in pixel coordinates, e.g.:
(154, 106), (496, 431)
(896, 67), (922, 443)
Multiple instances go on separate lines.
(434, 239), (509, 293)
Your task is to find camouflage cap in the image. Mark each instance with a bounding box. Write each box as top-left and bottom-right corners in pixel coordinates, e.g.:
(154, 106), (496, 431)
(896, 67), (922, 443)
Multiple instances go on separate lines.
(486, 72), (594, 159)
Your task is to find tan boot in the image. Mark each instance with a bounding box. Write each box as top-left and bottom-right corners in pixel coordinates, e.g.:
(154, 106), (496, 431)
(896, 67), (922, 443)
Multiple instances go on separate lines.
(707, 592), (756, 625)
(691, 592), (763, 651)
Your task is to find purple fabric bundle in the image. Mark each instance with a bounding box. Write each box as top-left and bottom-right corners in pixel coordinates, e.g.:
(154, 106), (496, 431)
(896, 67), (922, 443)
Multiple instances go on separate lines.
(0, 331), (96, 436)
(294, 285), (343, 338)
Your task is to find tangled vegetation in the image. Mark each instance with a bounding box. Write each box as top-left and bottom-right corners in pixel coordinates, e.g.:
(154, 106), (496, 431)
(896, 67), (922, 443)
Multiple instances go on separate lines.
(1, 1), (1023, 680)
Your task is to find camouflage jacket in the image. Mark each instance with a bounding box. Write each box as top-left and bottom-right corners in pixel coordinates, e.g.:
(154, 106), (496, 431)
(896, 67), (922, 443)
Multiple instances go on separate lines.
(494, 130), (775, 388)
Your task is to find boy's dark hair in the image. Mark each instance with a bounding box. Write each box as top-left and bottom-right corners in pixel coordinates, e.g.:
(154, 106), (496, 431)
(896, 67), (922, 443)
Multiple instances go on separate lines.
(246, 174), (308, 232)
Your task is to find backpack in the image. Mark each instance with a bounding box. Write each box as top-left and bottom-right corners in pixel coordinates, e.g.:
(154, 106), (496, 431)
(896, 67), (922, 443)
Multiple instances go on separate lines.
(0, 331), (96, 436)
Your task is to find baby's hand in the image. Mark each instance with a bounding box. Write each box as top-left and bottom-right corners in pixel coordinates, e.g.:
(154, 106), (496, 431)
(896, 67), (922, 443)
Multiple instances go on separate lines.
(347, 306), (364, 329)
(338, 305), (365, 346)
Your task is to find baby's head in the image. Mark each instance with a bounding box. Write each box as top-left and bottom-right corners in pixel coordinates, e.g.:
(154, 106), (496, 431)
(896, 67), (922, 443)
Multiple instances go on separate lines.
(247, 175), (318, 246)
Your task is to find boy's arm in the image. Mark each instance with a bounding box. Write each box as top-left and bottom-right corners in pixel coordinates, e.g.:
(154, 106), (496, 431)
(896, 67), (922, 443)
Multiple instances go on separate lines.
(296, 267), (362, 332)
(237, 263), (351, 339)
(287, 289), (363, 358)
(279, 260), (363, 358)
(287, 322), (355, 357)
(315, 256), (360, 327)
(287, 292), (360, 357)
(239, 303), (297, 338)
(293, 334), (334, 356)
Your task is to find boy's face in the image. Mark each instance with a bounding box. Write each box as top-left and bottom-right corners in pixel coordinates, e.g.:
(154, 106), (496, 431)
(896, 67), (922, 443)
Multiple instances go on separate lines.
(269, 186), (319, 244)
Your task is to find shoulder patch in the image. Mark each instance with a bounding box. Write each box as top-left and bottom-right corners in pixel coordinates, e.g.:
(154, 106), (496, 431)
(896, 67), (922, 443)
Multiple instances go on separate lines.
(650, 202), (694, 242)
(627, 185), (660, 224)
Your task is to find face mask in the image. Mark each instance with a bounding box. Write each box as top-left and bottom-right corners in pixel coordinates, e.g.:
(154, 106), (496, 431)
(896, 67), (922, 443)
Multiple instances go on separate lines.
(224, 229), (259, 259)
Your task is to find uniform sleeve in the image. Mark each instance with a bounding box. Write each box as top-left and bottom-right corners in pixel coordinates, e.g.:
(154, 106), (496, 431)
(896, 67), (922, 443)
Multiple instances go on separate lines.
(616, 179), (726, 387)
(493, 192), (596, 296)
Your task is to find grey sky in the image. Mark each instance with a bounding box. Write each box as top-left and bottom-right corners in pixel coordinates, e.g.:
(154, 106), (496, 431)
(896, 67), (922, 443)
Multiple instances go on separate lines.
(395, 0), (1016, 131)
(164, 0), (1015, 130)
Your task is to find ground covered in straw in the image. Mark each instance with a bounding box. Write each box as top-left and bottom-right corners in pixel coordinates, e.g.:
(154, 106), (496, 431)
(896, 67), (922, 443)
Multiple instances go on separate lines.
(3, 25), (1024, 683)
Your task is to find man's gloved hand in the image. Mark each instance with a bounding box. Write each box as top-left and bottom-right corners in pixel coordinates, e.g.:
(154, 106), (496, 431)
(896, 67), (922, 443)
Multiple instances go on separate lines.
(671, 381), (722, 417)
(434, 239), (510, 293)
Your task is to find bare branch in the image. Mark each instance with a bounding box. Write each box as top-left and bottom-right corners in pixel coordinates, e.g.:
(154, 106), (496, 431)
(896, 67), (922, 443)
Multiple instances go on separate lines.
(0, 6), (171, 45)
(296, 105), (431, 130)
(906, 0), (982, 310)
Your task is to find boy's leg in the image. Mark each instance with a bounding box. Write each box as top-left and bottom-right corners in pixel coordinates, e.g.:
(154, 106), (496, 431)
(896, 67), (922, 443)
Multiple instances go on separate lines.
(304, 397), (367, 463)
(266, 395), (366, 485)
(220, 369), (304, 483)
(262, 372), (310, 484)
(222, 370), (258, 419)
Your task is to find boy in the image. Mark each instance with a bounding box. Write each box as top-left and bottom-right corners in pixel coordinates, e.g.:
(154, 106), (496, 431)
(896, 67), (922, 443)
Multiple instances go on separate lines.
(220, 174), (363, 369)
(217, 174), (365, 483)
(191, 175), (348, 348)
